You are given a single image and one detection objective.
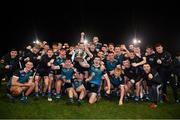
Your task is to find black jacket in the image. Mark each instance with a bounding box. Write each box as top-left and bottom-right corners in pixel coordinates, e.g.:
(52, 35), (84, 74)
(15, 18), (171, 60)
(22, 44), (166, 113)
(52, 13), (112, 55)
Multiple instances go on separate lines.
(143, 69), (162, 86)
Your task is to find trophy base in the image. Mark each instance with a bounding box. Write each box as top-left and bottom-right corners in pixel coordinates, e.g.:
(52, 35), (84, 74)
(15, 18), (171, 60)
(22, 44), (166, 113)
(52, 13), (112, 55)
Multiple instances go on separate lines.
(74, 57), (84, 62)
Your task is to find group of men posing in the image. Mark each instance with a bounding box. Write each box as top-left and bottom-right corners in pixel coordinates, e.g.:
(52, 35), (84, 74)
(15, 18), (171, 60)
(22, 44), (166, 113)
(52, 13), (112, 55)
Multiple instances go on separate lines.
(0, 33), (180, 109)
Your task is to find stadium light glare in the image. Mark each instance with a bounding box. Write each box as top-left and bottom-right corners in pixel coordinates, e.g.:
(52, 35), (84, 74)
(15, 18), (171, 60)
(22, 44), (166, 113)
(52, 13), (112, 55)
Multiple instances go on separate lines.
(133, 38), (141, 45)
(36, 40), (40, 44)
(33, 39), (40, 44)
(133, 38), (138, 44)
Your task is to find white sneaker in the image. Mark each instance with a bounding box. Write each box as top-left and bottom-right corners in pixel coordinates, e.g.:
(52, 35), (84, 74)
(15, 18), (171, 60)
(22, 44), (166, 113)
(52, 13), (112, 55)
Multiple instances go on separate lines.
(119, 101), (123, 106)
(48, 97), (52, 102)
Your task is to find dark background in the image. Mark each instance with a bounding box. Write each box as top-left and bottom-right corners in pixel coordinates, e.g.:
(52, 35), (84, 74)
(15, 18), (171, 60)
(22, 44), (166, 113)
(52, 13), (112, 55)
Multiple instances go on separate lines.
(1, 1), (180, 57)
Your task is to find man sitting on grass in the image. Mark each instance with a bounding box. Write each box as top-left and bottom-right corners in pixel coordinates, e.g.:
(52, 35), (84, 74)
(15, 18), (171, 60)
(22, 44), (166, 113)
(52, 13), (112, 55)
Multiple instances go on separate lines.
(109, 67), (125, 106)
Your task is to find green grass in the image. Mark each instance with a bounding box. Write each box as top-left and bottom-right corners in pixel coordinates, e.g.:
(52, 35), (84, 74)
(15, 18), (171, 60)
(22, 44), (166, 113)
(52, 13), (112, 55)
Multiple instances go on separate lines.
(0, 83), (180, 119)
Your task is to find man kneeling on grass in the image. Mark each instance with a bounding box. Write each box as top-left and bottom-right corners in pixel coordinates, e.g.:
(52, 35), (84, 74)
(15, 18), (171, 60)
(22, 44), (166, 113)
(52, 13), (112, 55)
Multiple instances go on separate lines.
(7, 61), (35, 102)
(86, 57), (110, 104)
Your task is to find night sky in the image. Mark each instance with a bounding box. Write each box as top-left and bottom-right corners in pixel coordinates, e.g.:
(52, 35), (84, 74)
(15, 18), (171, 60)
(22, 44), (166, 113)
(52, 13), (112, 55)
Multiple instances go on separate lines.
(1, 1), (180, 57)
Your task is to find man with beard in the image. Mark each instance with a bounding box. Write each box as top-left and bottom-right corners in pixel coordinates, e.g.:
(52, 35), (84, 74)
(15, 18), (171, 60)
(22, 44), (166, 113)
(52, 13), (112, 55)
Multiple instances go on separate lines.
(0, 49), (19, 82)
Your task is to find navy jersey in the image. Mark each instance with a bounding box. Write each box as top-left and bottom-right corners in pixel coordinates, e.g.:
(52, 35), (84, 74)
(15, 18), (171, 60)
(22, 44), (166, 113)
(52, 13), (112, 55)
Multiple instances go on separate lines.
(104, 59), (118, 72)
(54, 56), (65, 66)
(89, 65), (105, 86)
(95, 42), (102, 50)
(72, 79), (84, 89)
(115, 54), (124, 65)
(110, 74), (125, 87)
(8, 69), (33, 86)
(52, 56), (66, 74)
(61, 67), (74, 80)
(15, 70), (33, 83)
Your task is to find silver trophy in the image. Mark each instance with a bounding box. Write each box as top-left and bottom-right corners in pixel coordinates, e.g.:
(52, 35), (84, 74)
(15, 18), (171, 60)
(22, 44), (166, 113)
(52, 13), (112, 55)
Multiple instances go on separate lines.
(74, 48), (86, 62)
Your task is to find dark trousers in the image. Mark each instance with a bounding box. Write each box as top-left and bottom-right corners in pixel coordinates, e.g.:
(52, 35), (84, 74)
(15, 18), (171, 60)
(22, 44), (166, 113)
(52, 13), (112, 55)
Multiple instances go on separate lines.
(0, 70), (4, 87)
(158, 68), (171, 95)
(149, 84), (162, 104)
(170, 73), (180, 101)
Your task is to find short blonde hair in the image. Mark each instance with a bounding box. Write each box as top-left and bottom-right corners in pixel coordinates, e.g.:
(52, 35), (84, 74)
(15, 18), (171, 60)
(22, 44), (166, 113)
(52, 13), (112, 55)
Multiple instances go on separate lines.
(114, 67), (122, 75)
